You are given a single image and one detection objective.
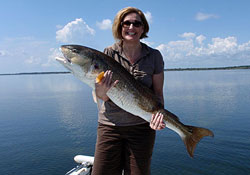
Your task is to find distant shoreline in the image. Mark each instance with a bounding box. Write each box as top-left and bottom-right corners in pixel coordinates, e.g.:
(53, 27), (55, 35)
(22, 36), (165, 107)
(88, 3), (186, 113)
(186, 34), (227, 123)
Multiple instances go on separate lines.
(0, 65), (250, 76)
(165, 65), (250, 71)
(0, 71), (71, 76)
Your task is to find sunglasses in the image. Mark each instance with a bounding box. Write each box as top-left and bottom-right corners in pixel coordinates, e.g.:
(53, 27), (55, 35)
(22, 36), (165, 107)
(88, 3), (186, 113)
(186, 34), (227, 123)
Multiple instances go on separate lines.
(121, 20), (143, 28)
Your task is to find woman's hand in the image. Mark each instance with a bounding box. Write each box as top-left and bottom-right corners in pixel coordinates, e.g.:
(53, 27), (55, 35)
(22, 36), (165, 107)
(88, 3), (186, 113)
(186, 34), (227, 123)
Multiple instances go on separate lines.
(95, 70), (118, 101)
(150, 112), (166, 130)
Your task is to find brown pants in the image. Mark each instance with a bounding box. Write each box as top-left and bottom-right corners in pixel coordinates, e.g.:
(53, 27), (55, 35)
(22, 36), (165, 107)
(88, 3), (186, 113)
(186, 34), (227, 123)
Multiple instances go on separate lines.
(92, 123), (156, 175)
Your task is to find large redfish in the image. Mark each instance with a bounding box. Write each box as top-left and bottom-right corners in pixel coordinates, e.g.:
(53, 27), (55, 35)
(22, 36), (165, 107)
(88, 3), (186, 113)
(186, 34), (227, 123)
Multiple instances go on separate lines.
(56, 45), (214, 157)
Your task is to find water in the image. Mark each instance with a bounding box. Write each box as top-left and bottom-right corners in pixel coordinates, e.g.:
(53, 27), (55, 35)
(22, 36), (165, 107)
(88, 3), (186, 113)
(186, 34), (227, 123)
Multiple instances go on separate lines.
(0, 70), (249, 175)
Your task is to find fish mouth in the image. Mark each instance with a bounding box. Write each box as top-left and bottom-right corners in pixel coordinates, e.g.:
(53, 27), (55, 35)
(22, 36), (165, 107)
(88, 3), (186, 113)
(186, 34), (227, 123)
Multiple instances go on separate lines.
(55, 47), (72, 64)
(55, 56), (71, 64)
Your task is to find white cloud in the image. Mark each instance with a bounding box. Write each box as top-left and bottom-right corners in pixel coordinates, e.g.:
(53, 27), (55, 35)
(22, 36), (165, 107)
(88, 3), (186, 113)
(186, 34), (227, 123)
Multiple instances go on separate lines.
(56, 18), (95, 43)
(141, 39), (154, 47)
(0, 50), (7, 56)
(144, 11), (153, 23)
(25, 56), (41, 65)
(156, 33), (250, 67)
(56, 25), (63, 29)
(195, 12), (219, 21)
(96, 19), (112, 30)
(207, 37), (238, 55)
(179, 32), (196, 39)
(157, 39), (195, 61)
(43, 48), (63, 67)
(0, 37), (62, 73)
(238, 41), (250, 51)
(196, 35), (206, 45)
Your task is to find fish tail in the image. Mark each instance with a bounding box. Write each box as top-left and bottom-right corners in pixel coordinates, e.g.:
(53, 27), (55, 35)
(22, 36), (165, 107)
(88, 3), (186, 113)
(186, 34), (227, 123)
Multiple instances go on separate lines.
(183, 126), (214, 158)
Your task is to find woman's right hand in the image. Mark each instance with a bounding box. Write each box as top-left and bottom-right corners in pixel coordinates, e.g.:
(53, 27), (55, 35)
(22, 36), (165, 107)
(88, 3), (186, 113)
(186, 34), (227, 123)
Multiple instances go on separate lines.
(95, 70), (118, 101)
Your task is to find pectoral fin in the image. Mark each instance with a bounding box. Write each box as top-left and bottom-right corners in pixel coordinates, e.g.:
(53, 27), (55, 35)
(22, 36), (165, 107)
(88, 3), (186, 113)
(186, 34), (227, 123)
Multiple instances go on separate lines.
(92, 90), (102, 111)
(96, 71), (105, 83)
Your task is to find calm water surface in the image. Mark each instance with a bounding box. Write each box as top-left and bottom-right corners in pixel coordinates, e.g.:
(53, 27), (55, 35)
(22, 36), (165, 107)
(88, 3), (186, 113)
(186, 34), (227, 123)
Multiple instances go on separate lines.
(0, 70), (249, 175)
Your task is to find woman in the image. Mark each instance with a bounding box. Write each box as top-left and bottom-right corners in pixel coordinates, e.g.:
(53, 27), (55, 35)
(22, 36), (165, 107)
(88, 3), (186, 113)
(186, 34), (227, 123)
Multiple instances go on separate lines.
(92, 7), (165, 175)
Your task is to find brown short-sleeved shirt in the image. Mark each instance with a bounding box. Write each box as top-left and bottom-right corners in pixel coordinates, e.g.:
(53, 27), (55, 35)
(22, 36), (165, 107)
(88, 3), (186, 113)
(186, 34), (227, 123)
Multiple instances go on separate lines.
(98, 42), (164, 126)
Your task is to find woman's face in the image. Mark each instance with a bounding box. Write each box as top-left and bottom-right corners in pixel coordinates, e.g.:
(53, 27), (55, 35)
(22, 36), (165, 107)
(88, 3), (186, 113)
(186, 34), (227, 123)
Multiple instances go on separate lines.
(121, 13), (144, 43)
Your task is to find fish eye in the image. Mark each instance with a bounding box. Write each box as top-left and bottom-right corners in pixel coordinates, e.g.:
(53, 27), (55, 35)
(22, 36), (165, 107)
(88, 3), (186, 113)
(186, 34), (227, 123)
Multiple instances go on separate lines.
(72, 48), (79, 53)
(94, 64), (99, 69)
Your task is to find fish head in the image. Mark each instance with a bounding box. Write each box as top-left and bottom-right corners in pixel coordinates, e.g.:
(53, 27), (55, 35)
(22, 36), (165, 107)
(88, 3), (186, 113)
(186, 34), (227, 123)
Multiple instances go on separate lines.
(56, 45), (106, 88)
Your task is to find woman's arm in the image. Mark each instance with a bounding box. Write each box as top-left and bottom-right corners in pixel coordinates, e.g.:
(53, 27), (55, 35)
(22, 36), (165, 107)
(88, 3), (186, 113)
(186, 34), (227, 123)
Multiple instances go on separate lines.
(152, 72), (164, 105)
(150, 72), (166, 130)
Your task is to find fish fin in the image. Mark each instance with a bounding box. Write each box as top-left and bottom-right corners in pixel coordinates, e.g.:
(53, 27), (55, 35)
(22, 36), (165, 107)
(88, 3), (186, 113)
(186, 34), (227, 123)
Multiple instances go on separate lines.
(182, 126), (214, 158)
(96, 71), (105, 83)
(92, 90), (102, 111)
(92, 90), (97, 103)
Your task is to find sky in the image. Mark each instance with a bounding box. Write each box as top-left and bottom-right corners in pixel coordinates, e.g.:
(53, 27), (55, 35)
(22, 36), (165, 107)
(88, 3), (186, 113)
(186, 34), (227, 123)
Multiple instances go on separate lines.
(1, 0), (250, 73)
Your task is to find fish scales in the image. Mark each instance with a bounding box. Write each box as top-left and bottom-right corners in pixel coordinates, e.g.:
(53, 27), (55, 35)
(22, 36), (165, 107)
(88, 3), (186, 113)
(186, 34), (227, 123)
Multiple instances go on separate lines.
(107, 84), (151, 122)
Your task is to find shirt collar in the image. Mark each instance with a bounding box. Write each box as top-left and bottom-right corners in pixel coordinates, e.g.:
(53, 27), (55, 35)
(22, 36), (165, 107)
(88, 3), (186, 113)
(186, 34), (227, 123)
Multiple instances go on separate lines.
(111, 41), (150, 58)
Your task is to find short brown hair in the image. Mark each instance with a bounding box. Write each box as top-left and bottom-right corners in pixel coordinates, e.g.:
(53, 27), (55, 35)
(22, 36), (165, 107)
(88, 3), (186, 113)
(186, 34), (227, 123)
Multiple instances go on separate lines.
(112, 7), (149, 41)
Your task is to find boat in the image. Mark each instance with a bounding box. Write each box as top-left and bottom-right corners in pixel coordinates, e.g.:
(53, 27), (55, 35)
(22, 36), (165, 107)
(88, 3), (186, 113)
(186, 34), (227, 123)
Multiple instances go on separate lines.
(65, 155), (94, 175)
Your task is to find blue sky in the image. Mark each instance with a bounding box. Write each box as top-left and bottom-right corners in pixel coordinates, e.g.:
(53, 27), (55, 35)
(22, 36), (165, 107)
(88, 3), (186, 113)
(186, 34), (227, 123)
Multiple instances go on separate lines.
(1, 0), (250, 73)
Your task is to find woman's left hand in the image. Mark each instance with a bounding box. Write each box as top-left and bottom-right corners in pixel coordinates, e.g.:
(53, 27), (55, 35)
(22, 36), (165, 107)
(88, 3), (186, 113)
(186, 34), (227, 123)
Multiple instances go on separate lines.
(150, 112), (166, 130)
